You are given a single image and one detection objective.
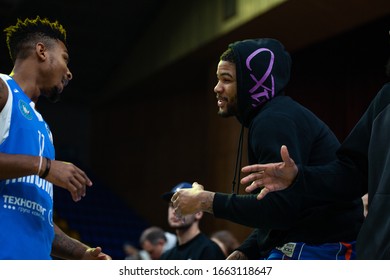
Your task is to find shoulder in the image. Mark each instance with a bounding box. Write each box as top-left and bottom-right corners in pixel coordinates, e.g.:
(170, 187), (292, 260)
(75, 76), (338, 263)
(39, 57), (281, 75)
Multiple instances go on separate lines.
(380, 82), (390, 91)
(368, 82), (390, 117)
(198, 234), (224, 250)
(188, 234), (224, 259)
(159, 247), (176, 260)
(374, 82), (390, 105)
(0, 75), (10, 112)
(252, 96), (326, 131)
(254, 96), (310, 123)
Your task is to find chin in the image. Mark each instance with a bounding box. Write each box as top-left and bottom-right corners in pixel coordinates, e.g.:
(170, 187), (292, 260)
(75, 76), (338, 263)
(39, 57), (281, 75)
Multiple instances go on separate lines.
(42, 87), (61, 103)
(48, 93), (61, 103)
(48, 89), (61, 103)
(218, 110), (232, 118)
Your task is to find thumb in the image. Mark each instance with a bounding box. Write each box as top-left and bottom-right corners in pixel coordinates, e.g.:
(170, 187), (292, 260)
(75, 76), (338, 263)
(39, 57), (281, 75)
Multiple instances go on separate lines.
(281, 145), (294, 166)
(192, 182), (204, 191)
(87, 247), (102, 257)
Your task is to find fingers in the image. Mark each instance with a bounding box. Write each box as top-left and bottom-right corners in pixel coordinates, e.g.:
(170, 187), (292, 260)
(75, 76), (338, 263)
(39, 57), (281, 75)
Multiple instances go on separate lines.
(68, 179), (85, 202)
(172, 181), (202, 204)
(192, 182), (204, 190)
(70, 176), (85, 200)
(257, 187), (270, 200)
(86, 247), (101, 257)
(241, 170), (263, 185)
(280, 145), (294, 166)
(73, 164), (92, 187)
(241, 164), (264, 174)
(60, 161), (92, 187)
(173, 207), (183, 219)
(92, 247), (102, 256)
(170, 192), (182, 218)
(85, 247), (112, 260)
(171, 192), (179, 202)
(51, 161), (93, 202)
(171, 198), (184, 220)
(171, 182), (205, 218)
(67, 168), (92, 202)
(244, 179), (263, 193)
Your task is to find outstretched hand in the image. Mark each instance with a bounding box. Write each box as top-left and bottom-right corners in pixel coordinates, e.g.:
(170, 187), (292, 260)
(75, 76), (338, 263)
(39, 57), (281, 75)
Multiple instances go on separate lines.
(171, 182), (205, 217)
(46, 160), (92, 202)
(82, 247), (112, 260)
(240, 145), (298, 200)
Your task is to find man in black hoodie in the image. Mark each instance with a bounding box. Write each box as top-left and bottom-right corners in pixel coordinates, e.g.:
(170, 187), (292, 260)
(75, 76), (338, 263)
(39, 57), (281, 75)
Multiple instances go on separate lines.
(238, 57), (390, 259)
(171, 38), (364, 259)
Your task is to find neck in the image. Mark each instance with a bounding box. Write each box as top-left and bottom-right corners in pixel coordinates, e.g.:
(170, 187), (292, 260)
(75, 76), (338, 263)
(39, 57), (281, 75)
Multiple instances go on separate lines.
(11, 60), (40, 102)
(176, 223), (200, 245)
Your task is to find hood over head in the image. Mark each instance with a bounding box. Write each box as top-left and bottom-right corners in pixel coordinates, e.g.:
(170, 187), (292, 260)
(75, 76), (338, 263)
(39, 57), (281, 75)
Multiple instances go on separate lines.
(229, 38), (292, 126)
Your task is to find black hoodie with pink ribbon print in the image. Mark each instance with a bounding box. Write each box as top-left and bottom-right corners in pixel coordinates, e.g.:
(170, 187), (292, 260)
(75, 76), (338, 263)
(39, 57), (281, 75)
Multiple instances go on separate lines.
(212, 38), (364, 259)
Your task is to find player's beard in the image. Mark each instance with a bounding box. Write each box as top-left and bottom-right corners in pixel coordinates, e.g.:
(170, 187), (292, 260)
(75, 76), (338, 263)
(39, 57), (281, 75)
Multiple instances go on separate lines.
(169, 215), (196, 230)
(218, 98), (238, 118)
(43, 87), (61, 103)
(170, 222), (192, 231)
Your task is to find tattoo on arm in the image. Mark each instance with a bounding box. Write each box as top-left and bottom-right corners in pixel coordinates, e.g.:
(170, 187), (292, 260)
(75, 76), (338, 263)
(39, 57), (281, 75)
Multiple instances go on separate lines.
(200, 191), (215, 214)
(51, 225), (87, 260)
(52, 230), (77, 259)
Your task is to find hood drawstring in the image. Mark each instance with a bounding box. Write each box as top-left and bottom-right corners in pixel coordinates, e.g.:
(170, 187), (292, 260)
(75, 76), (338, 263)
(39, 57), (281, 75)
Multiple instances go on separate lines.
(232, 124), (245, 194)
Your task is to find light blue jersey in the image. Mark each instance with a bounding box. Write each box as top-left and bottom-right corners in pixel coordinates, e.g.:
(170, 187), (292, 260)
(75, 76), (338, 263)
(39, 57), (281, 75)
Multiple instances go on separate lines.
(0, 74), (55, 259)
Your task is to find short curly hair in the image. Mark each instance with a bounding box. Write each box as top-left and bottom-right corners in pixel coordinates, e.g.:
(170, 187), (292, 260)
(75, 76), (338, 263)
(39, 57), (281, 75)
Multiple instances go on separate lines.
(3, 16), (67, 63)
(220, 47), (235, 63)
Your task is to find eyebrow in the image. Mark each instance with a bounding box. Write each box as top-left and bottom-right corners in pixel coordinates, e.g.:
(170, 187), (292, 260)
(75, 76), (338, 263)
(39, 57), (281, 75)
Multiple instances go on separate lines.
(217, 72), (233, 78)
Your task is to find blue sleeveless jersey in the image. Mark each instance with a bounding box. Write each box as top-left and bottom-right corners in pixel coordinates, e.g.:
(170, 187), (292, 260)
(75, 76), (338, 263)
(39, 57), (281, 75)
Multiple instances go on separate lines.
(0, 74), (55, 259)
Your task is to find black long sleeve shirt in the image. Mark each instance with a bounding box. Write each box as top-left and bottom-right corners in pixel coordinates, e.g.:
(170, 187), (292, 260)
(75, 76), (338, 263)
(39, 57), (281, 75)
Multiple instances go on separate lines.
(213, 96), (364, 259)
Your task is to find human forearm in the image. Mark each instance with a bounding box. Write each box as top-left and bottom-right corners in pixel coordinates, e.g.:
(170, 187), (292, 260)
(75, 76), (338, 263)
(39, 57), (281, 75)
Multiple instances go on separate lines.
(51, 224), (90, 260)
(199, 190), (215, 214)
(241, 145), (298, 200)
(0, 153), (41, 180)
(213, 192), (299, 229)
(171, 182), (215, 215)
(0, 153), (92, 202)
(301, 159), (365, 200)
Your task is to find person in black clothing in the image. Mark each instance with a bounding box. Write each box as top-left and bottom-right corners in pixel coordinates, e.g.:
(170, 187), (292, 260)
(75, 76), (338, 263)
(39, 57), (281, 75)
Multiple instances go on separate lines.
(171, 38), (364, 259)
(238, 58), (390, 259)
(160, 182), (225, 260)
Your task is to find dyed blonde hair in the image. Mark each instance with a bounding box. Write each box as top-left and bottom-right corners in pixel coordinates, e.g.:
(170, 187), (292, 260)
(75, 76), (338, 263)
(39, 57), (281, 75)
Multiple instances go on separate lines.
(3, 16), (67, 63)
